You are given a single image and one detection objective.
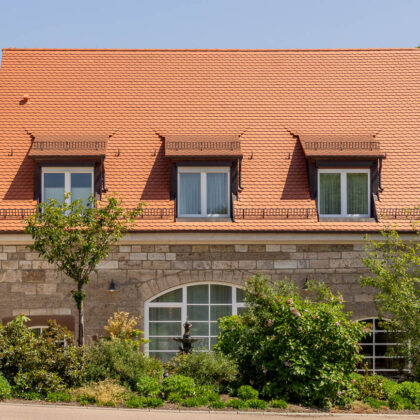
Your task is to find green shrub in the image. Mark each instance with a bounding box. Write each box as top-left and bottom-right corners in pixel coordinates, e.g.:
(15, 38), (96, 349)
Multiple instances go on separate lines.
(215, 275), (367, 408)
(144, 397), (164, 408)
(168, 351), (238, 388)
(383, 377), (399, 399)
(209, 399), (226, 409)
(181, 396), (208, 407)
(14, 369), (65, 397)
(397, 381), (420, 408)
(353, 373), (387, 401)
(125, 395), (147, 408)
(270, 399), (288, 409)
(246, 398), (267, 409)
(161, 375), (195, 398)
(46, 390), (72, 402)
(365, 397), (388, 409)
(167, 392), (183, 404)
(86, 338), (163, 390)
(0, 316), (86, 395)
(196, 385), (220, 401)
(136, 376), (160, 397)
(227, 398), (248, 410)
(388, 394), (416, 410)
(15, 391), (42, 400)
(0, 374), (11, 399)
(237, 385), (259, 400)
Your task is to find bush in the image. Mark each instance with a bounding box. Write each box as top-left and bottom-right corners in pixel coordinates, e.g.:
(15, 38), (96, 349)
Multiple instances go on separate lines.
(365, 397), (388, 409)
(246, 398), (267, 410)
(167, 392), (183, 404)
(209, 399), (227, 409)
(14, 369), (65, 396)
(397, 381), (420, 408)
(104, 312), (147, 341)
(215, 275), (367, 407)
(196, 385), (220, 402)
(237, 385), (259, 400)
(0, 315), (86, 395)
(388, 394), (415, 410)
(14, 391), (42, 400)
(270, 399), (288, 409)
(353, 373), (387, 401)
(136, 376), (160, 397)
(181, 396), (209, 407)
(227, 398), (248, 410)
(71, 379), (128, 406)
(161, 375), (196, 398)
(46, 390), (72, 402)
(0, 374), (11, 400)
(125, 395), (147, 408)
(168, 351), (238, 388)
(86, 338), (163, 390)
(144, 397), (164, 408)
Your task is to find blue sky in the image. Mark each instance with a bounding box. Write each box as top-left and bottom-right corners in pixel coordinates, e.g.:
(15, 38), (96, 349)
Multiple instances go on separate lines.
(0, 0), (419, 58)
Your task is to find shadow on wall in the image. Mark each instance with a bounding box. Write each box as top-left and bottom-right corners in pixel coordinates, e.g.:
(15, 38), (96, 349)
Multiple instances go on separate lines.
(280, 139), (311, 201)
(141, 142), (170, 201)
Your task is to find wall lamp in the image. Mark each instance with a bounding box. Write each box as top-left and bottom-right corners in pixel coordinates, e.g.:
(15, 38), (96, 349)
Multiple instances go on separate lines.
(108, 280), (117, 292)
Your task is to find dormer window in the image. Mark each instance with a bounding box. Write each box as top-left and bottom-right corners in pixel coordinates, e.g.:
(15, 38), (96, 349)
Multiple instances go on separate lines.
(177, 167), (230, 218)
(42, 167), (94, 204)
(318, 169), (370, 217)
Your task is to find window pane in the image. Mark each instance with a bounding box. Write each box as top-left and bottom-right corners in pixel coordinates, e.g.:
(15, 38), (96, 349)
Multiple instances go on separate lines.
(179, 173), (201, 215)
(194, 338), (209, 351)
(187, 305), (209, 321)
(237, 307), (248, 316)
(71, 173), (92, 204)
(187, 285), (208, 304)
(149, 307), (181, 321)
(190, 322), (209, 336)
(149, 322), (181, 336)
(44, 173), (65, 202)
(236, 288), (246, 303)
(152, 289), (182, 303)
(360, 345), (374, 356)
(149, 337), (180, 351)
(211, 285), (232, 304)
(210, 305), (232, 321)
(207, 173), (228, 215)
(210, 337), (218, 348)
(210, 322), (220, 336)
(319, 173), (341, 215)
(347, 173), (368, 215)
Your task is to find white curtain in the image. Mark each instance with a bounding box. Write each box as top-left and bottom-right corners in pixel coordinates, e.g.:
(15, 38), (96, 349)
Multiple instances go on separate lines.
(179, 173), (201, 215)
(207, 173), (228, 215)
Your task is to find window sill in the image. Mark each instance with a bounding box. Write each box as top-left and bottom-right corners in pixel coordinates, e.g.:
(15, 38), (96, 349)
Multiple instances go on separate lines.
(319, 217), (376, 223)
(176, 217), (233, 223)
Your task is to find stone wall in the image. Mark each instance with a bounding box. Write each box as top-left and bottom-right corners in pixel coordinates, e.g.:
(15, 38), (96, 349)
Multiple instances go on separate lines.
(0, 243), (377, 340)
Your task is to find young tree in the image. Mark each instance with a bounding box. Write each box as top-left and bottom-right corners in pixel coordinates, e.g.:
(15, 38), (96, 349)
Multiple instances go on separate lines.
(25, 195), (143, 346)
(361, 229), (420, 378)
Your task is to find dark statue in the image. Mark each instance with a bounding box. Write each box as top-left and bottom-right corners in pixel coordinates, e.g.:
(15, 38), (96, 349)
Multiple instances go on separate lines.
(172, 321), (201, 354)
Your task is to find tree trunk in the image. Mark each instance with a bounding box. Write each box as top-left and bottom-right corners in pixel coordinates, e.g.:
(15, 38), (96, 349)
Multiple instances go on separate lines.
(77, 281), (85, 347)
(78, 298), (84, 347)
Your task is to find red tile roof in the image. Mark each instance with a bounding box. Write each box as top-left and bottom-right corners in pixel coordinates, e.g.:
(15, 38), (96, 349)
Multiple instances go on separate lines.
(0, 48), (419, 233)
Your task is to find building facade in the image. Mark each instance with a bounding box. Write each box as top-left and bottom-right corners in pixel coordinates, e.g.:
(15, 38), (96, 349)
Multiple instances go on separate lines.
(0, 48), (419, 374)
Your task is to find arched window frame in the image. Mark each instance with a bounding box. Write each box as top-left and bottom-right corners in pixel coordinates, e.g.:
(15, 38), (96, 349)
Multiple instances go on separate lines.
(357, 317), (408, 375)
(144, 282), (246, 359)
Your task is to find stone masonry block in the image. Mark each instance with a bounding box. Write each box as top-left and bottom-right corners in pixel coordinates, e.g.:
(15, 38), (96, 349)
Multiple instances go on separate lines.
(266, 245), (280, 252)
(129, 253), (147, 261)
(281, 245), (296, 252)
(235, 245), (248, 252)
(165, 253), (176, 261)
(274, 260), (298, 269)
(3, 246), (16, 253)
(97, 260), (118, 269)
(238, 260), (257, 269)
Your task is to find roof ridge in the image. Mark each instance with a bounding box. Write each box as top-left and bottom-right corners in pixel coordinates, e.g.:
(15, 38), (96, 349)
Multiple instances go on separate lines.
(2, 47), (420, 53)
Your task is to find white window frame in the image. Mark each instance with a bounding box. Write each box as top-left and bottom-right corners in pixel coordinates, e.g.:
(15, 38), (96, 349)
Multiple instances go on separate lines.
(318, 168), (370, 218)
(177, 167), (230, 218)
(357, 318), (408, 374)
(41, 167), (94, 204)
(144, 282), (245, 357)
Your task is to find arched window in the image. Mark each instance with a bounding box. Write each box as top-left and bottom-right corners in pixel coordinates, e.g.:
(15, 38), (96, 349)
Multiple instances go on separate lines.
(145, 283), (246, 360)
(358, 318), (407, 375)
